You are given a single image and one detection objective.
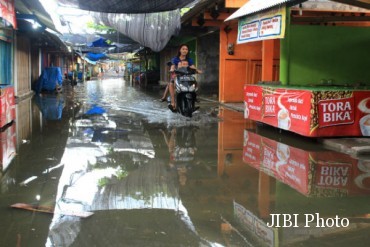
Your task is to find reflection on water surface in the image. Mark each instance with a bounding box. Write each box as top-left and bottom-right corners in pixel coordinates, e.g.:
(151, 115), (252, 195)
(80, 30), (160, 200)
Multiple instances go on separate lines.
(0, 79), (369, 247)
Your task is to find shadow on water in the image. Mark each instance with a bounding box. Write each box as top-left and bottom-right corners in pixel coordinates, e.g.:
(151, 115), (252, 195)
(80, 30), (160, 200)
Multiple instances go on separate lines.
(1, 79), (370, 247)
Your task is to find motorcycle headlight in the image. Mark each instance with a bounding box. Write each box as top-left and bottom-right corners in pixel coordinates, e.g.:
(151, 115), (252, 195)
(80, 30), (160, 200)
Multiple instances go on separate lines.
(180, 84), (188, 91)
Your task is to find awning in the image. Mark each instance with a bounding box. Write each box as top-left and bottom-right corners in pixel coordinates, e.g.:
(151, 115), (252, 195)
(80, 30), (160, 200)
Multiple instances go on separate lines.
(225, 0), (304, 21)
(91, 11), (181, 52)
(225, 0), (370, 21)
(15, 0), (57, 32)
(38, 1), (182, 52)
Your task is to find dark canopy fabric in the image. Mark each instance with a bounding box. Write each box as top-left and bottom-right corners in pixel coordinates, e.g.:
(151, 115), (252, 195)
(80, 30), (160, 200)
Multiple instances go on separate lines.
(57, 0), (196, 13)
(59, 33), (100, 46)
(92, 10), (181, 52)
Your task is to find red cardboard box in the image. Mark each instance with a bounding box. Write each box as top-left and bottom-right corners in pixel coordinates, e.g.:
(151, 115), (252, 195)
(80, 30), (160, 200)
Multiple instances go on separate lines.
(244, 84), (370, 137)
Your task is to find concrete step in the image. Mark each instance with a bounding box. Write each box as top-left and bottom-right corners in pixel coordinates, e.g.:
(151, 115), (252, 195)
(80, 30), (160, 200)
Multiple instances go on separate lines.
(321, 138), (370, 158)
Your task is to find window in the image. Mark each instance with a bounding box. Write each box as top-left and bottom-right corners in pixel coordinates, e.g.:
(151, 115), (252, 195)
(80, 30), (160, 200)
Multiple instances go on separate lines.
(0, 40), (12, 85)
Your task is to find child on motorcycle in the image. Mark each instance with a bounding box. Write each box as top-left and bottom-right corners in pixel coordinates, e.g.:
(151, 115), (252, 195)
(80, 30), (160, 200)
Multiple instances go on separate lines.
(168, 44), (202, 112)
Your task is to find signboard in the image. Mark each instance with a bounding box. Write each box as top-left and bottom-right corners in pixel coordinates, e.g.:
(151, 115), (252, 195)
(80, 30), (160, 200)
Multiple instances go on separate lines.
(237, 5), (286, 44)
(244, 84), (370, 137)
(0, 86), (16, 128)
(234, 201), (278, 247)
(0, 122), (16, 171)
(0, 0), (17, 29)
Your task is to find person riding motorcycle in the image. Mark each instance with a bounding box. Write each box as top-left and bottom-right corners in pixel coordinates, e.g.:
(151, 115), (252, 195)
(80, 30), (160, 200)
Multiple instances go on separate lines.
(168, 44), (202, 112)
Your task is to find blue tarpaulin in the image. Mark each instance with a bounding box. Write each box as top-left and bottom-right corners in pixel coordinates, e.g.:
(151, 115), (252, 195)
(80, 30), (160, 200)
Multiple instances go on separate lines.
(77, 71), (83, 80)
(85, 106), (106, 115)
(86, 53), (107, 61)
(34, 67), (63, 93)
(88, 38), (112, 47)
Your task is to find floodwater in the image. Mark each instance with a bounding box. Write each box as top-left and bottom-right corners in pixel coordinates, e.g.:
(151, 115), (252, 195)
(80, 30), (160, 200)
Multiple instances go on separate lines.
(1, 77), (370, 247)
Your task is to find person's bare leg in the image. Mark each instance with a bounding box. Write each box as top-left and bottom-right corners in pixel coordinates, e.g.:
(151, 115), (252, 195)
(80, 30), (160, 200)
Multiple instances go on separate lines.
(169, 83), (176, 109)
(161, 83), (169, 101)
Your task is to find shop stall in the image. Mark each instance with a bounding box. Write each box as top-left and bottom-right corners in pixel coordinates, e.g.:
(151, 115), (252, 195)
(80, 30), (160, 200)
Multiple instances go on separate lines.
(0, 0), (17, 129)
(226, 0), (370, 137)
(244, 84), (370, 137)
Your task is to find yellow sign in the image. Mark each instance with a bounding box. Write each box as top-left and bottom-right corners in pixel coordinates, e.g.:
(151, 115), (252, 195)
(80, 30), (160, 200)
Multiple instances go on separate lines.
(237, 5), (286, 44)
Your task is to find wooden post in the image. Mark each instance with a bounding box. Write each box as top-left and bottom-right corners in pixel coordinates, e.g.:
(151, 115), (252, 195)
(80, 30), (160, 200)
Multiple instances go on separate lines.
(258, 171), (271, 218)
(262, 39), (274, 81)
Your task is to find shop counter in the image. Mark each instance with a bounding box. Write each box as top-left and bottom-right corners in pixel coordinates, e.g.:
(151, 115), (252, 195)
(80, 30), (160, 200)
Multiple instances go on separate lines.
(0, 85), (15, 128)
(244, 84), (370, 137)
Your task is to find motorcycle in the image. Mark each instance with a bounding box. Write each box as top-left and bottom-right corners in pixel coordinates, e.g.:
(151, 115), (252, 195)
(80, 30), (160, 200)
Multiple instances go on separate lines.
(168, 67), (198, 118)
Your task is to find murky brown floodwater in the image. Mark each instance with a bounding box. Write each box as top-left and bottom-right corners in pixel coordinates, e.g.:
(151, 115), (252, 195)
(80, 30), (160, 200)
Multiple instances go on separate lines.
(1, 77), (370, 247)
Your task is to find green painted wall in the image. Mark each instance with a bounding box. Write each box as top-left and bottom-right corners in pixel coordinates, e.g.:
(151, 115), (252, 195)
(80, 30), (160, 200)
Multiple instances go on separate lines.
(280, 25), (370, 86)
(186, 39), (197, 65)
(168, 37), (197, 65)
(148, 53), (160, 70)
(275, 181), (370, 216)
(0, 39), (13, 85)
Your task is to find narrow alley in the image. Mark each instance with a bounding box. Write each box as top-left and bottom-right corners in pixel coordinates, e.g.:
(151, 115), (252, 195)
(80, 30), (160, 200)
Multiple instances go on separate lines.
(1, 0), (370, 246)
(0, 77), (370, 246)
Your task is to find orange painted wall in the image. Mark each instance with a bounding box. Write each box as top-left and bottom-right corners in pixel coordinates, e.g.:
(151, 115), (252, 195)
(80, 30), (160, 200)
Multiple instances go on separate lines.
(217, 107), (256, 176)
(219, 22), (280, 103)
(216, 107), (273, 216)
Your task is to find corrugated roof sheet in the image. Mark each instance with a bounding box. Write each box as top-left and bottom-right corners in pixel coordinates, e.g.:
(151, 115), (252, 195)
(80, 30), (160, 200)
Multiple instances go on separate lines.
(225, 0), (370, 21)
(225, 0), (301, 21)
(15, 0), (57, 31)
